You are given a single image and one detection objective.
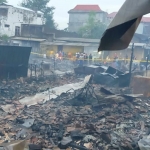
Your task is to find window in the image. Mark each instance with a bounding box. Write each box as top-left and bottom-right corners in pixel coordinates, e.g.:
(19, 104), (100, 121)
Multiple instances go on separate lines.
(0, 8), (8, 17)
(23, 15), (28, 22)
(15, 26), (20, 36)
(37, 14), (41, 18)
(58, 45), (63, 52)
(5, 24), (10, 28)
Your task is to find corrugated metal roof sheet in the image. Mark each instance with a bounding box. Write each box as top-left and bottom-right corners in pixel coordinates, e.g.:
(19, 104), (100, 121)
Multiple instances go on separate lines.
(42, 40), (144, 48)
(0, 2), (43, 14)
(54, 37), (100, 43)
(19, 75), (91, 107)
(129, 43), (145, 47)
(12, 37), (46, 42)
(41, 41), (99, 47)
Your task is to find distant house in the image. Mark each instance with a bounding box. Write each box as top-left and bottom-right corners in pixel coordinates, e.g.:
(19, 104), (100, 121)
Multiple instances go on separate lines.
(139, 17), (150, 35)
(108, 12), (150, 35)
(40, 37), (100, 57)
(68, 5), (108, 32)
(0, 3), (44, 37)
(107, 12), (117, 24)
(11, 24), (80, 53)
(103, 33), (150, 60)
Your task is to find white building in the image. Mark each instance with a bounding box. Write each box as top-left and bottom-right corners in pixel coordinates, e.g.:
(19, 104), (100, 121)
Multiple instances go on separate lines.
(0, 3), (44, 37)
(68, 5), (108, 32)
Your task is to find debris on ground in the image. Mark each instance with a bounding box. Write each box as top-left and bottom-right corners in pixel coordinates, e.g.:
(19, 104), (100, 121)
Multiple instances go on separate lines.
(0, 73), (78, 101)
(0, 72), (148, 150)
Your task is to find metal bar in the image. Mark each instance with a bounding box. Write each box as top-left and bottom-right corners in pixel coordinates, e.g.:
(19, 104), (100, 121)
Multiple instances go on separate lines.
(129, 43), (134, 85)
(129, 43), (134, 74)
(54, 56), (56, 70)
(35, 64), (37, 77)
(146, 50), (149, 76)
(31, 64), (33, 77)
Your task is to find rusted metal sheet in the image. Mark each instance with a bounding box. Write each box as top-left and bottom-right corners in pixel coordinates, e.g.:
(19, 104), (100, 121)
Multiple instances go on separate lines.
(74, 65), (106, 75)
(0, 140), (26, 150)
(84, 65), (101, 75)
(74, 66), (86, 75)
(105, 66), (123, 76)
(131, 76), (150, 97)
(0, 45), (31, 79)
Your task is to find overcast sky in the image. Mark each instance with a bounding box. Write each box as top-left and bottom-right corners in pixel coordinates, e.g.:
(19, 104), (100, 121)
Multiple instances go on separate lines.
(8, 0), (125, 29)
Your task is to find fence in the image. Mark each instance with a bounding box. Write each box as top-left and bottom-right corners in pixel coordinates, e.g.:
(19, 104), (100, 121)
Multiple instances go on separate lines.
(30, 52), (149, 63)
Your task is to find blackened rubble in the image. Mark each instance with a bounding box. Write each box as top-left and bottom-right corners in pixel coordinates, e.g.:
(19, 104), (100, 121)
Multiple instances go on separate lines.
(0, 73), (78, 102)
(0, 72), (148, 150)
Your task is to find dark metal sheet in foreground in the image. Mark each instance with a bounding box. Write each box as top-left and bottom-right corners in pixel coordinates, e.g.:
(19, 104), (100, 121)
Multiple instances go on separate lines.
(0, 45), (31, 79)
(98, 0), (150, 51)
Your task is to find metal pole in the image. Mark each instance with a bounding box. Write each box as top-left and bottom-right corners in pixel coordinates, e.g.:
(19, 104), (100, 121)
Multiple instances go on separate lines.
(47, 88), (50, 100)
(31, 64), (33, 77)
(54, 56), (56, 70)
(129, 43), (134, 74)
(129, 43), (134, 84)
(35, 64), (37, 77)
(146, 50), (149, 76)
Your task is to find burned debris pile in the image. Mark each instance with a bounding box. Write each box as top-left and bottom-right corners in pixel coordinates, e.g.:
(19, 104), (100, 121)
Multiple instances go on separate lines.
(0, 73), (78, 101)
(0, 74), (148, 150)
(74, 65), (130, 87)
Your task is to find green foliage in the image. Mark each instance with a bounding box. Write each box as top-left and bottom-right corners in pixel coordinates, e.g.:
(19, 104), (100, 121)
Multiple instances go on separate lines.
(78, 12), (107, 39)
(21, 0), (56, 29)
(44, 6), (57, 29)
(0, 0), (7, 3)
(0, 34), (9, 42)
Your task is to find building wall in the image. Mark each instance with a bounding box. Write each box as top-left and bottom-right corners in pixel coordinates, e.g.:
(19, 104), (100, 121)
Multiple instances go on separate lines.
(63, 45), (83, 54)
(0, 5), (44, 36)
(12, 40), (40, 52)
(136, 23), (144, 34)
(84, 46), (98, 54)
(68, 12), (107, 32)
(143, 22), (150, 35)
(41, 44), (84, 56)
(107, 17), (112, 25)
(21, 24), (43, 38)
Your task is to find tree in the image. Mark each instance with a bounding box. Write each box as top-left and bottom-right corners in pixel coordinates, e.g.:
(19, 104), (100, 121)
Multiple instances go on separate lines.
(21, 0), (56, 29)
(0, 0), (7, 3)
(78, 12), (107, 39)
(0, 34), (9, 42)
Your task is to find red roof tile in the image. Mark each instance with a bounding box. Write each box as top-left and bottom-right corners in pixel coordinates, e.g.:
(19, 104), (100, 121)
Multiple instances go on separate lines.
(108, 12), (117, 18)
(108, 12), (150, 23)
(141, 17), (150, 23)
(69, 5), (101, 12)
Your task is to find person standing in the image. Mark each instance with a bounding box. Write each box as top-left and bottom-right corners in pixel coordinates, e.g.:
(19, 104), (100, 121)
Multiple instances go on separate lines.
(84, 54), (88, 65)
(79, 53), (84, 66)
(89, 54), (93, 65)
